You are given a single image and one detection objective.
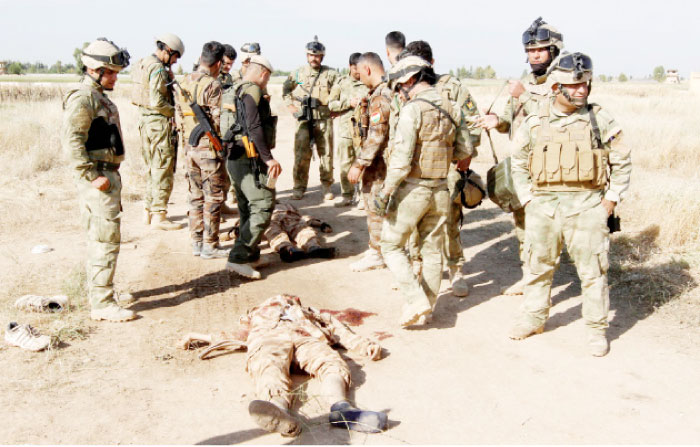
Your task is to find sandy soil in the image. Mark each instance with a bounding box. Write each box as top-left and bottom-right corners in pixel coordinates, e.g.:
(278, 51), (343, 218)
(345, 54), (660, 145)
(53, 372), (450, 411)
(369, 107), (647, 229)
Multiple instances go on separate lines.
(1, 85), (699, 445)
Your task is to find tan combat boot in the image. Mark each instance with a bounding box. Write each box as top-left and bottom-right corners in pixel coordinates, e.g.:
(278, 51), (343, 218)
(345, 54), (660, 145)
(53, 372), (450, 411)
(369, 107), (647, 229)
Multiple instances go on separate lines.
(449, 265), (469, 297)
(225, 261), (262, 279)
(90, 304), (136, 322)
(151, 211), (184, 231)
(349, 248), (385, 272)
(509, 319), (544, 340)
(322, 185), (334, 201)
(248, 400), (300, 437)
(399, 300), (432, 327)
(588, 330), (609, 357)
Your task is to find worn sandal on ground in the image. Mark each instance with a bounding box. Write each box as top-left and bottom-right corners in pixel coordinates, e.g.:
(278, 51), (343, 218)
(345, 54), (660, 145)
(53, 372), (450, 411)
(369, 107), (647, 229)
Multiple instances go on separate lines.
(248, 400), (301, 437)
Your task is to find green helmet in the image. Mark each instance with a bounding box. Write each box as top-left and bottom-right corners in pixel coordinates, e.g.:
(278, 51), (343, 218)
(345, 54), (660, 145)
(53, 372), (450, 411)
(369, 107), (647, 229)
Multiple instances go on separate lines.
(155, 33), (185, 57)
(81, 38), (130, 72)
(387, 55), (430, 91)
(306, 35), (325, 55)
(522, 17), (563, 51)
(548, 52), (593, 84)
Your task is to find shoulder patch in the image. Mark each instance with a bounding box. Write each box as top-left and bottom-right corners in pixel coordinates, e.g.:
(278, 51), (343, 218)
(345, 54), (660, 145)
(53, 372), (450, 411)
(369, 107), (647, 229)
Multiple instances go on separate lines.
(370, 111), (382, 124)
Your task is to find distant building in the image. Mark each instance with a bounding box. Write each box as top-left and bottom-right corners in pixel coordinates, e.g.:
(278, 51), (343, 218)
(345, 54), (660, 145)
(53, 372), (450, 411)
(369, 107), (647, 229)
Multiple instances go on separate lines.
(665, 69), (680, 84)
(0, 61), (6, 75)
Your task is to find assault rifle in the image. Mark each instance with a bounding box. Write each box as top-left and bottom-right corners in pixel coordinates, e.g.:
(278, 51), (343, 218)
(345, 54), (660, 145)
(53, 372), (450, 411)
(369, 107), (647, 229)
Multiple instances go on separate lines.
(169, 79), (223, 152)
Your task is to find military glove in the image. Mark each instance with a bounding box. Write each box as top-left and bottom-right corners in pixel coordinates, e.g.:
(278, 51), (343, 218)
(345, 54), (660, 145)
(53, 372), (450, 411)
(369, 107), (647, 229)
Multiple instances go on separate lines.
(374, 190), (391, 217)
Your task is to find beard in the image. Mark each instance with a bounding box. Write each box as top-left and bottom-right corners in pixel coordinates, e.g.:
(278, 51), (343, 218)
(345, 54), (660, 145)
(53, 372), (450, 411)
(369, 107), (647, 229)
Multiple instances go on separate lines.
(530, 62), (550, 77)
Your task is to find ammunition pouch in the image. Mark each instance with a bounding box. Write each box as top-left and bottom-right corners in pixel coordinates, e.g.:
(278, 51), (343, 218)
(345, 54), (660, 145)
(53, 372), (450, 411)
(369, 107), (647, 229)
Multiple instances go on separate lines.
(297, 96), (319, 122)
(85, 117), (124, 156)
(263, 115), (278, 149)
(487, 157), (522, 213)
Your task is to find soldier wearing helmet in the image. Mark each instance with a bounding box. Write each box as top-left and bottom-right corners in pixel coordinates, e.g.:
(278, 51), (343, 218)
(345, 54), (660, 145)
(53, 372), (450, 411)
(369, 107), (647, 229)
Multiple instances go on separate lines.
(476, 17), (564, 296)
(508, 52), (632, 357)
(282, 36), (340, 201)
(376, 56), (477, 327)
(131, 33), (185, 232)
(231, 42), (261, 84)
(62, 38), (137, 322)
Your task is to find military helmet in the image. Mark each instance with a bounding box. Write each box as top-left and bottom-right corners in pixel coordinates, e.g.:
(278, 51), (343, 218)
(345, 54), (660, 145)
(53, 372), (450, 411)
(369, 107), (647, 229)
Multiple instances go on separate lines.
(81, 38), (130, 72)
(548, 52), (593, 84)
(306, 35), (326, 55)
(457, 170), (487, 209)
(522, 17), (563, 51)
(240, 42), (261, 56)
(155, 33), (185, 57)
(386, 55), (430, 91)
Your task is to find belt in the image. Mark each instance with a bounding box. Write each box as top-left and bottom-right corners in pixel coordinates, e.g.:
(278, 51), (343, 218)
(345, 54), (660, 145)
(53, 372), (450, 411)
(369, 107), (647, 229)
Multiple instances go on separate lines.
(95, 161), (120, 171)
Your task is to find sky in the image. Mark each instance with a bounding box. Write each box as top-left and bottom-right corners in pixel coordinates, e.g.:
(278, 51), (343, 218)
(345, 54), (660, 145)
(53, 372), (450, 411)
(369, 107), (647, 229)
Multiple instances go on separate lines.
(0, 0), (697, 78)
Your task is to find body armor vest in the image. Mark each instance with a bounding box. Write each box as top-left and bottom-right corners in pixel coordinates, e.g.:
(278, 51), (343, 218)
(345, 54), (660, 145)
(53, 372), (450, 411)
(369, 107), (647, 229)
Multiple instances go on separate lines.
(176, 72), (214, 140)
(221, 81), (277, 151)
(407, 97), (458, 179)
(130, 55), (160, 108)
(529, 101), (608, 191)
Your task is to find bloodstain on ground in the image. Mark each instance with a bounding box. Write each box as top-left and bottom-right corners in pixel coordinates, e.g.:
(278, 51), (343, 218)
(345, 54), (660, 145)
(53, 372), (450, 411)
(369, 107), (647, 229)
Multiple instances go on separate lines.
(321, 308), (377, 326)
(373, 331), (393, 341)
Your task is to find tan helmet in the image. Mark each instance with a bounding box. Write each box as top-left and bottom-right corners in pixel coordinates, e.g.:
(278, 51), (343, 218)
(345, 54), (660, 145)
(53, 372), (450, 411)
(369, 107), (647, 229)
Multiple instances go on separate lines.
(522, 17), (563, 51)
(240, 42), (261, 56)
(155, 33), (185, 57)
(547, 52), (593, 84)
(249, 55), (273, 73)
(306, 35), (325, 55)
(81, 38), (130, 72)
(387, 55), (430, 91)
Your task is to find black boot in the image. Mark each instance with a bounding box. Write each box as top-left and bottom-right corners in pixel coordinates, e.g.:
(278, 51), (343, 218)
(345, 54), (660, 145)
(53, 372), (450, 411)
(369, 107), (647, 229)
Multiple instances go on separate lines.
(306, 246), (336, 259)
(329, 400), (387, 433)
(279, 246), (305, 263)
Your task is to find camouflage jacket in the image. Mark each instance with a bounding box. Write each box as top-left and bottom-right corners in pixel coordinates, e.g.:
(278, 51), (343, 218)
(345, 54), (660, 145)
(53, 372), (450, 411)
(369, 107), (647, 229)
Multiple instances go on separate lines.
(62, 77), (124, 182)
(282, 64), (340, 118)
(510, 99), (631, 213)
(138, 55), (175, 117)
(176, 68), (222, 149)
(218, 71), (234, 90)
(328, 75), (369, 137)
(268, 203), (325, 230)
(355, 81), (392, 180)
(497, 72), (552, 137)
(240, 295), (381, 359)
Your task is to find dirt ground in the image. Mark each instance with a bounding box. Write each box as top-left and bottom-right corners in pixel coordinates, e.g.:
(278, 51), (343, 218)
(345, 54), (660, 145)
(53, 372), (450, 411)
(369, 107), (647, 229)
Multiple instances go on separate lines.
(1, 85), (699, 445)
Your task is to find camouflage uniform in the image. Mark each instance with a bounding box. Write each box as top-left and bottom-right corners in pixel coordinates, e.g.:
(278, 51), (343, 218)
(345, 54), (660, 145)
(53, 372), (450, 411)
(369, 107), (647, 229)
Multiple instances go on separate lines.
(62, 77), (124, 310)
(264, 203), (325, 252)
(134, 55), (177, 215)
(218, 71), (234, 89)
(242, 295), (381, 408)
(282, 65), (340, 194)
(217, 71), (236, 205)
(380, 87), (476, 323)
(328, 75), (369, 199)
(177, 68), (225, 245)
(354, 81), (392, 252)
(510, 99), (631, 332)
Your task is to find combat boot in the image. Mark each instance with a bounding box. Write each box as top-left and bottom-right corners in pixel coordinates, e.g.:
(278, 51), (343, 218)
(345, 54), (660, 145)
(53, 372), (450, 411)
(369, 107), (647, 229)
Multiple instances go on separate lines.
(115, 291), (136, 306)
(143, 208), (151, 225)
(90, 304), (136, 322)
(225, 262), (262, 280)
(322, 185), (334, 201)
(350, 248), (385, 272)
(399, 300), (432, 327)
(588, 330), (609, 357)
(248, 400), (300, 437)
(508, 319), (544, 340)
(449, 265), (469, 297)
(200, 243), (229, 259)
(150, 212), (184, 231)
(279, 246), (305, 263)
(291, 189), (304, 200)
(192, 241), (203, 256)
(306, 246), (336, 259)
(333, 196), (353, 208)
(329, 400), (388, 433)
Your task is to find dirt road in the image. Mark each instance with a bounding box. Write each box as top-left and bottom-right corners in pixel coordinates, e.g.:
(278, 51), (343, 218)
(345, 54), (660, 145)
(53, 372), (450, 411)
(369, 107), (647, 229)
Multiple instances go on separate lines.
(1, 85), (699, 445)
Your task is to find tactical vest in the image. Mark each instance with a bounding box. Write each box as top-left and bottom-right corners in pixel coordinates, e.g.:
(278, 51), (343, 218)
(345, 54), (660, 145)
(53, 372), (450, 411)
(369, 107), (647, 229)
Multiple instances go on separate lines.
(292, 66), (333, 106)
(130, 55), (160, 107)
(407, 97), (459, 179)
(436, 74), (460, 107)
(220, 81), (277, 151)
(176, 72), (215, 140)
(529, 101), (608, 191)
(510, 74), (550, 137)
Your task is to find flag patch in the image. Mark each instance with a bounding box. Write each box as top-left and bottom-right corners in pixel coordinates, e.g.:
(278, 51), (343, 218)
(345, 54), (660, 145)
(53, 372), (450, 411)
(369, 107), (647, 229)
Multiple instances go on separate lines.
(370, 112), (381, 123)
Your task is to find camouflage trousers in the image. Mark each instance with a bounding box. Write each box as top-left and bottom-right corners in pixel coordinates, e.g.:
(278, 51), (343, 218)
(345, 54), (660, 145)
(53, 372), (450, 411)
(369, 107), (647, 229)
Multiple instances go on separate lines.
(76, 170), (121, 310)
(265, 218), (319, 253)
(139, 114), (174, 213)
(362, 177), (384, 252)
(186, 149), (226, 244)
(227, 157), (275, 263)
(293, 119), (334, 194)
(513, 207), (526, 262)
(337, 136), (358, 198)
(521, 195), (610, 330)
(380, 181), (449, 309)
(446, 167), (466, 267)
(246, 325), (351, 408)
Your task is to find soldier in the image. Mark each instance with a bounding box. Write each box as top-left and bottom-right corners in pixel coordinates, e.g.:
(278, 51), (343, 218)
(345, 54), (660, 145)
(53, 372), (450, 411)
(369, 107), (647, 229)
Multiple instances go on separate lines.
(376, 56), (476, 327)
(282, 36), (340, 201)
(180, 294), (388, 437)
(219, 44), (237, 89)
(132, 33), (185, 231)
(508, 53), (631, 357)
(476, 17), (564, 296)
(223, 56), (281, 279)
(346, 52), (392, 272)
(385, 31), (406, 67)
(264, 202), (335, 262)
(176, 41), (228, 259)
(232, 42), (261, 83)
(61, 38), (136, 322)
(403, 40), (482, 297)
(328, 52), (369, 207)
